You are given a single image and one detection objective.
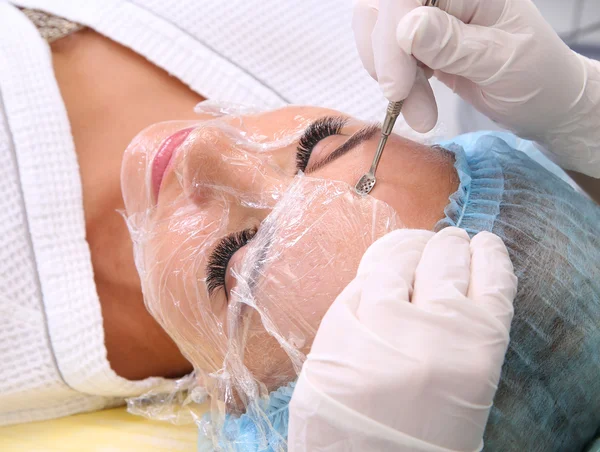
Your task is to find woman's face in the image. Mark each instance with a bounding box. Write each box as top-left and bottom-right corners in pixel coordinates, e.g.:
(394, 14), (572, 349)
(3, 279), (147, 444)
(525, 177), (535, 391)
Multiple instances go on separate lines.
(121, 105), (456, 393)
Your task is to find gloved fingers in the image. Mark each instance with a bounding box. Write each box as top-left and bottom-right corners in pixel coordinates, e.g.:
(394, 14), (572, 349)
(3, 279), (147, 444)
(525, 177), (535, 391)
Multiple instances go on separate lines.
(372, 0), (422, 101)
(352, 0), (379, 80)
(434, 70), (472, 97)
(435, 0), (506, 27)
(468, 231), (517, 331)
(400, 68), (438, 133)
(433, 71), (499, 120)
(396, 6), (516, 85)
(355, 229), (433, 332)
(412, 227), (471, 309)
(340, 229), (431, 317)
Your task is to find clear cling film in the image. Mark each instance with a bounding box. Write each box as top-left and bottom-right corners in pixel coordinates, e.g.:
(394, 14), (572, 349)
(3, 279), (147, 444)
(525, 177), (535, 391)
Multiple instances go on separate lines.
(121, 102), (406, 450)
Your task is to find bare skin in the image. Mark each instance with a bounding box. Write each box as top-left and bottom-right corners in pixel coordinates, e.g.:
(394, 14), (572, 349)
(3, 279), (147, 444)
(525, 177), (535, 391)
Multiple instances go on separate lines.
(51, 29), (201, 380)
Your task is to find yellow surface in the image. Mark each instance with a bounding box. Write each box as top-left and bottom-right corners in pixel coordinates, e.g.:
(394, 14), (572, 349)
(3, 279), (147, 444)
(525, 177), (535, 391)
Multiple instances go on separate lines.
(0, 407), (198, 452)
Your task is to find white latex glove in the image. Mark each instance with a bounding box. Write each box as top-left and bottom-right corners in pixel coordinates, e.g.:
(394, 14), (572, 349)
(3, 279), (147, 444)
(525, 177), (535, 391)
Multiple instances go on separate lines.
(353, 0), (600, 177)
(288, 227), (517, 452)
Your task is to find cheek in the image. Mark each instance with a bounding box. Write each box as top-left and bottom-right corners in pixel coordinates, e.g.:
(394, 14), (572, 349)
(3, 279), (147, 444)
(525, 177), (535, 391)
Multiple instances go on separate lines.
(371, 182), (430, 228)
(237, 197), (400, 387)
(239, 238), (371, 392)
(134, 202), (231, 371)
(242, 253), (352, 389)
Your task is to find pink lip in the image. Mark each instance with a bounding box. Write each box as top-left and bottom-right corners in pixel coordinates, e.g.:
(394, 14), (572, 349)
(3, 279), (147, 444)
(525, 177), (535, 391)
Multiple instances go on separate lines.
(151, 127), (195, 201)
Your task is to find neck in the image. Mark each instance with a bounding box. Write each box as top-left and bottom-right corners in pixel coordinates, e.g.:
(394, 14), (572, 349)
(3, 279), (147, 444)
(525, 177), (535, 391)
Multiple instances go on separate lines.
(51, 29), (203, 380)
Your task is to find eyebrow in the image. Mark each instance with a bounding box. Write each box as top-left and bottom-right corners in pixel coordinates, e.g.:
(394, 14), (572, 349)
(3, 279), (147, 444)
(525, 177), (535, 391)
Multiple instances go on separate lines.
(305, 124), (379, 174)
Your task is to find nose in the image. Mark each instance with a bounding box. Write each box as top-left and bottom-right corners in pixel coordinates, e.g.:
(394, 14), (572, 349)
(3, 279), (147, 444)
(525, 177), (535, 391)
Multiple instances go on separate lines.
(182, 125), (287, 210)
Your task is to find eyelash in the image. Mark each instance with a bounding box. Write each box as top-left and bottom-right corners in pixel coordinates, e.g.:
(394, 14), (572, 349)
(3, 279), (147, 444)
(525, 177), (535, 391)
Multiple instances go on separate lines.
(206, 228), (257, 297)
(296, 116), (348, 172)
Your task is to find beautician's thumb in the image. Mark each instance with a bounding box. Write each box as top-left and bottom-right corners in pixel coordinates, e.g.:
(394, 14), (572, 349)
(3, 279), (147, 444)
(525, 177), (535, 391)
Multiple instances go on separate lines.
(396, 7), (515, 90)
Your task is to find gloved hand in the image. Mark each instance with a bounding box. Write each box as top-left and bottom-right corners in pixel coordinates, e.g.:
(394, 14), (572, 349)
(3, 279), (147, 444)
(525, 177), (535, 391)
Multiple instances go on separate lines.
(288, 227), (517, 452)
(353, 0), (600, 177)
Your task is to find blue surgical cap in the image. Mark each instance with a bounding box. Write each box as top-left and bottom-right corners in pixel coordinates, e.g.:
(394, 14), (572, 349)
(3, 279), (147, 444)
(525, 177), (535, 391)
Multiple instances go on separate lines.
(200, 132), (600, 451)
(437, 133), (600, 451)
(198, 382), (295, 452)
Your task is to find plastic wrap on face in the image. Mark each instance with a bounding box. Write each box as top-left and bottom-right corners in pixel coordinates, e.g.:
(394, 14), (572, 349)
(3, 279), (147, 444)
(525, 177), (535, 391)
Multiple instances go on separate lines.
(126, 373), (209, 425)
(121, 104), (402, 449)
(194, 100), (269, 118)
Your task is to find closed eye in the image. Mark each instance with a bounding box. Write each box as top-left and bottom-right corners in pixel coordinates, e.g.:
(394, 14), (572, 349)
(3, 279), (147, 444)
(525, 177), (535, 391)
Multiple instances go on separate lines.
(295, 116), (347, 173)
(296, 117), (379, 174)
(206, 228), (256, 298)
(304, 124), (379, 174)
